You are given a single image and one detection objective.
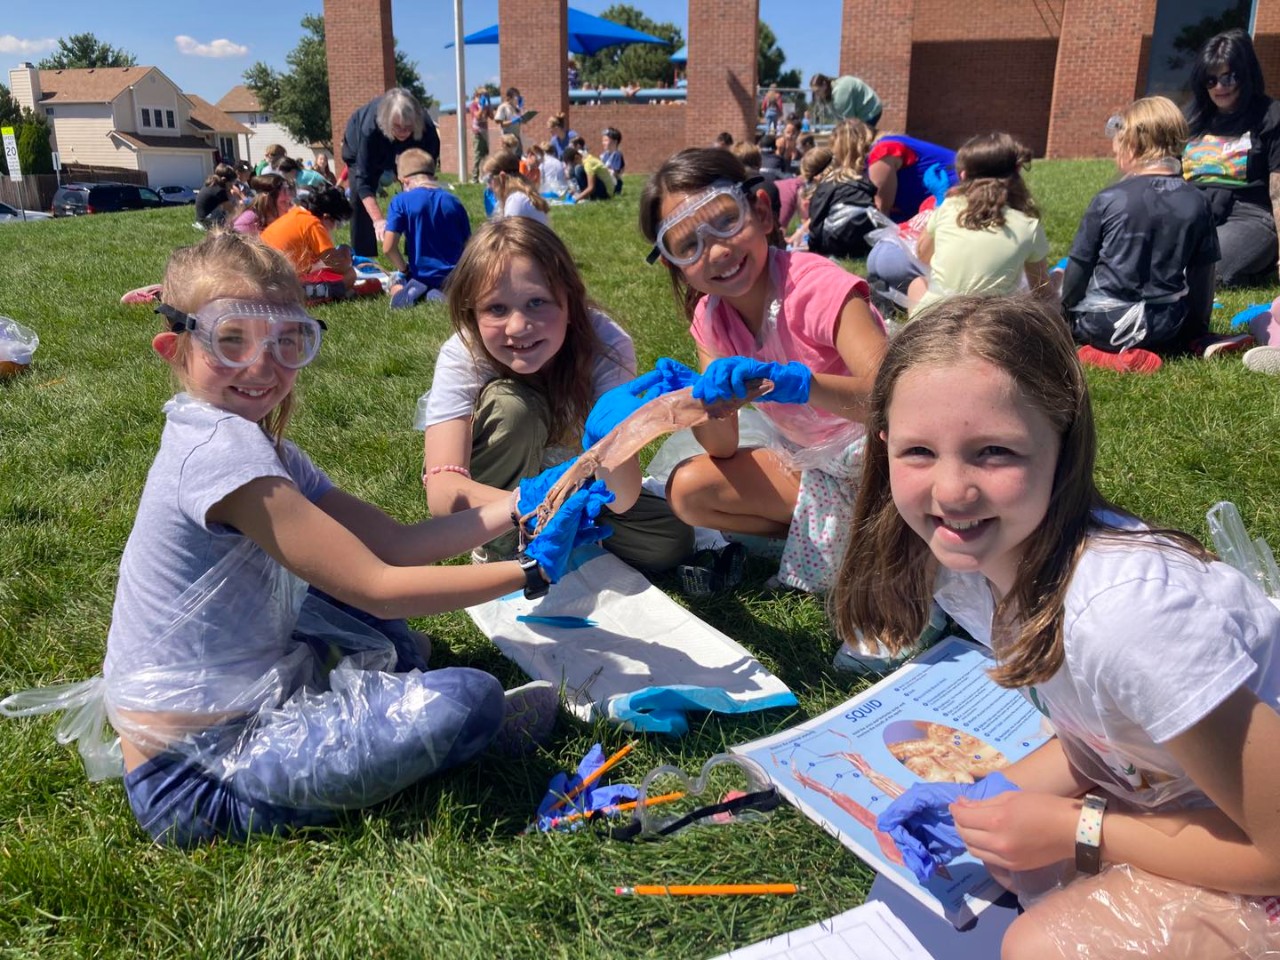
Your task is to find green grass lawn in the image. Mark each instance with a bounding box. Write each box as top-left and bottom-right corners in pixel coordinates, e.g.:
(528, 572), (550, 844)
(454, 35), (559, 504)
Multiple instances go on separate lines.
(1, 163), (1279, 959)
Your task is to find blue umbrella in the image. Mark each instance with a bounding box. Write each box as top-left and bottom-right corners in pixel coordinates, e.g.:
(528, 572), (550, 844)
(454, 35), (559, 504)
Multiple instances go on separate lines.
(447, 6), (669, 56)
(669, 46), (687, 63)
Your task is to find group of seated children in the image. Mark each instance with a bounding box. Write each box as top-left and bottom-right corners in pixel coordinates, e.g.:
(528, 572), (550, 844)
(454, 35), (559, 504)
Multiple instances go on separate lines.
(8, 84), (1280, 960)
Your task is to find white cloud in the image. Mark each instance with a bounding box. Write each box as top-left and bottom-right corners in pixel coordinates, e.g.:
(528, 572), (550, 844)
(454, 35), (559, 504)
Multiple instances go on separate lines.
(174, 35), (249, 58)
(0, 35), (57, 55)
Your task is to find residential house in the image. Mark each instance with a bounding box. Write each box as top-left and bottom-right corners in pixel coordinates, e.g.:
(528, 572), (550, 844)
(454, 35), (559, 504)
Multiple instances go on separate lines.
(216, 84), (330, 170)
(7, 62), (251, 188)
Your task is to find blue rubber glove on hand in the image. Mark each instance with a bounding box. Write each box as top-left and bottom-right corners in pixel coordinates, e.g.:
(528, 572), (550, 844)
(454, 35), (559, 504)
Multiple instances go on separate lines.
(1230, 303), (1272, 330)
(922, 164), (952, 205)
(522, 479), (614, 583)
(693, 357), (812, 405)
(516, 459), (577, 532)
(876, 772), (1021, 882)
(582, 358), (701, 449)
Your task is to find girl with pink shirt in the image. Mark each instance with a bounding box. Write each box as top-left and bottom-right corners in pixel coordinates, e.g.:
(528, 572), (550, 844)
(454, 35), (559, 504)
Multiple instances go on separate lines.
(639, 148), (888, 613)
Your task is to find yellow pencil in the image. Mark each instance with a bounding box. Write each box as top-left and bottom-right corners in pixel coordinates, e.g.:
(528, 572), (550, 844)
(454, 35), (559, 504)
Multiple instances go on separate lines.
(547, 791), (686, 828)
(614, 884), (800, 896)
(543, 743), (634, 816)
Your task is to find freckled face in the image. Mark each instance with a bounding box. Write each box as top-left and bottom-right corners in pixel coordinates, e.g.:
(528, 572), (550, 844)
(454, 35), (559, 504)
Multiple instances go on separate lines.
(885, 356), (1061, 598)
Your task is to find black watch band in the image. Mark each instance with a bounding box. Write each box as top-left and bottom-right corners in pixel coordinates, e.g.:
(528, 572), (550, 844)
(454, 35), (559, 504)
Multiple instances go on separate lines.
(518, 553), (549, 600)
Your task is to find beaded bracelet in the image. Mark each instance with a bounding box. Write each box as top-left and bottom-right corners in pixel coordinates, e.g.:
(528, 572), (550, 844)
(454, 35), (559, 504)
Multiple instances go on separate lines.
(422, 464), (471, 485)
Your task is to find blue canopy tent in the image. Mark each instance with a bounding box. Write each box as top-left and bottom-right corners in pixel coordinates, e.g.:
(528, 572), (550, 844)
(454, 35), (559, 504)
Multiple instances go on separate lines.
(669, 46), (687, 63)
(446, 7), (669, 56)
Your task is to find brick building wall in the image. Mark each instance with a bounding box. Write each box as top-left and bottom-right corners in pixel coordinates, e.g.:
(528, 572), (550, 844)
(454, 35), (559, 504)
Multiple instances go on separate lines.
(685, 0), (759, 146)
(323, 0), (395, 169)
(841, 3), (914, 134)
(498, 0), (569, 139)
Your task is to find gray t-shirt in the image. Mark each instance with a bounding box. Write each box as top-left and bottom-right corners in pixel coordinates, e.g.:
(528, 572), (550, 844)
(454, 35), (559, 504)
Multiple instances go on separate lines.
(104, 395), (332, 704)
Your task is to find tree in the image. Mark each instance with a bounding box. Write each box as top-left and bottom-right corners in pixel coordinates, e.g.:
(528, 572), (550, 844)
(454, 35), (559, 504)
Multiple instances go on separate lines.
(576, 5), (680, 89)
(0, 86), (49, 176)
(243, 15), (433, 153)
(758, 21), (801, 89)
(37, 33), (137, 70)
(17, 118), (54, 175)
(0, 83), (22, 128)
(1166, 0), (1250, 71)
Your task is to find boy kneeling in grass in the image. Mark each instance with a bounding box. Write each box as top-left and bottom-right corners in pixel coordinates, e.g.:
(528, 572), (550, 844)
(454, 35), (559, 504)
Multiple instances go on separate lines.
(384, 149), (472, 308)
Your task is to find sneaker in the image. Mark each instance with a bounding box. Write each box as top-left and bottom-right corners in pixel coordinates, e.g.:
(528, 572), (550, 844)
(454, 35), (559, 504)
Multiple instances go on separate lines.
(833, 604), (951, 675)
(390, 278), (429, 309)
(120, 283), (163, 305)
(1249, 310), (1280, 347)
(1243, 345), (1280, 375)
(1193, 333), (1254, 358)
(494, 680), (558, 756)
(677, 542), (748, 597)
(1077, 344), (1162, 374)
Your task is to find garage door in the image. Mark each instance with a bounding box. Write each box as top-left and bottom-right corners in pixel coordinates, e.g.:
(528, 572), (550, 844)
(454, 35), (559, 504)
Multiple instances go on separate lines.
(144, 153), (208, 190)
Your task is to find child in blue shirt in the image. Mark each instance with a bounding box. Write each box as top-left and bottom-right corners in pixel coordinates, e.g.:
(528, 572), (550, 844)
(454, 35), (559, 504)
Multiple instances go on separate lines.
(601, 127), (626, 196)
(383, 149), (472, 307)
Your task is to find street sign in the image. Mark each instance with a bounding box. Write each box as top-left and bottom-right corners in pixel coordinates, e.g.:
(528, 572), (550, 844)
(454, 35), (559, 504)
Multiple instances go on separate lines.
(2, 127), (21, 182)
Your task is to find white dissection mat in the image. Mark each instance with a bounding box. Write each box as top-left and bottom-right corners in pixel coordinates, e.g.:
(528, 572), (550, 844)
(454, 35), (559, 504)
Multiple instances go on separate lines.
(467, 546), (796, 735)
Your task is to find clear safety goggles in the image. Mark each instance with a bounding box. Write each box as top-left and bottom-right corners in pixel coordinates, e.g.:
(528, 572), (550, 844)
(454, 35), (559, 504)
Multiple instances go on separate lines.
(156, 299), (326, 369)
(646, 178), (761, 266)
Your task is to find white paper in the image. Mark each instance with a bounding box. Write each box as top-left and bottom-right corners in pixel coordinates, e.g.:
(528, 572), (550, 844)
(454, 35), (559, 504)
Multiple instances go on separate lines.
(708, 900), (937, 960)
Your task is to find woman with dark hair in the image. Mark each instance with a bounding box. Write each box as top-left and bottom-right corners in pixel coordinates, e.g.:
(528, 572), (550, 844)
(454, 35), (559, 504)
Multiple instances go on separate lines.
(1183, 29), (1280, 286)
(340, 87), (441, 257)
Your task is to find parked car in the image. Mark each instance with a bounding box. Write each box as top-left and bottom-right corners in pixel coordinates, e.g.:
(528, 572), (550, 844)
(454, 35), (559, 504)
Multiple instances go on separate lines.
(0, 201), (53, 223)
(50, 182), (167, 217)
(156, 185), (197, 205)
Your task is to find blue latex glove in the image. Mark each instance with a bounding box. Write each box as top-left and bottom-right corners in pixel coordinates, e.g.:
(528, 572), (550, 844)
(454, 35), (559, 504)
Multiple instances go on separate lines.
(516, 459), (576, 530)
(922, 163), (951, 205)
(582, 358), (700, 449)
(535, 743), (640, 832)
(876, 772), (1021, 882)
(522, 480), (614, 583)
(1052, 255), (1069, 273)
(1230, 303), (1271, 330)
(483, 187), (497, 218)
(693, 357), (812, 405)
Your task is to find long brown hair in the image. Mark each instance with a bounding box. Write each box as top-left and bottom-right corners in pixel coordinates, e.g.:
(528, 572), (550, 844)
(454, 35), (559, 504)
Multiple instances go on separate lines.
(444, 218), (619, 446)
(160, 231), (307, 446)
(248, 173), (290, 230)
(830, 295), (1209, 688)
(950, 132), (1038, 231)
(482, 151), (550, 214)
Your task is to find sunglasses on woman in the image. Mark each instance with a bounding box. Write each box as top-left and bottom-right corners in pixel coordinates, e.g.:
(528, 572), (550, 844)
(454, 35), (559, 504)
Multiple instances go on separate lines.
(1206, 71), (1239, 90)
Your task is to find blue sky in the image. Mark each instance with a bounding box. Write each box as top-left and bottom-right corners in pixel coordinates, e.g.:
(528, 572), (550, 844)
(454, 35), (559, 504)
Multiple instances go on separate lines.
(1, 0), (841, 107)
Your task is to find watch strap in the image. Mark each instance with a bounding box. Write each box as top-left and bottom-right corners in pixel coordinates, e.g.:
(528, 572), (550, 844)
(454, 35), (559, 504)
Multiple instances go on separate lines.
(518, 553), (549, 600)
(1074, 793), (1107, 875)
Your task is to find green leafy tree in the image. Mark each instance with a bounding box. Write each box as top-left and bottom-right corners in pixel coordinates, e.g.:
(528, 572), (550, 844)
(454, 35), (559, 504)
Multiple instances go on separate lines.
(0, 87), (50, 176)
(36, 33), (137, 70)
(243, 15), (433, 153)
(1166, 0), (1251, 71)
(17, 118), (54, 175)
(758, 21), (801, 89)
(576, 5), (680, 89)
(0, 83), (23, 129)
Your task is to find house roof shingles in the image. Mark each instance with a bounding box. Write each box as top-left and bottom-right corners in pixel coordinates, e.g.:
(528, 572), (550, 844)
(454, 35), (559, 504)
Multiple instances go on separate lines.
(216, 85), (261, 114)
(36, 66), (157, 104)
(111, 131), (220, 152)
(184, 93), (251, 135)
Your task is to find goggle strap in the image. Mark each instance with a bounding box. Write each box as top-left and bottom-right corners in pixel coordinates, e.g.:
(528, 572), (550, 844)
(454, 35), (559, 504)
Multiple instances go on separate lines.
(155, 304), (196, 334)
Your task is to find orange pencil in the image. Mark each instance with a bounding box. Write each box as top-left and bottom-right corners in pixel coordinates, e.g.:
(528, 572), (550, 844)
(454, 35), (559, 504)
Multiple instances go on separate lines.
(614, 884), (800, 896)
(546, 790), (686, 829)
(543, 743), (634, 816)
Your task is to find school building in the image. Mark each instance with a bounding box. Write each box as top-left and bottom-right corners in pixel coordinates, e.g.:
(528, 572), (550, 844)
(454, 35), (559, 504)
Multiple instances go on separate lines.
(323, 0), (1279, 169)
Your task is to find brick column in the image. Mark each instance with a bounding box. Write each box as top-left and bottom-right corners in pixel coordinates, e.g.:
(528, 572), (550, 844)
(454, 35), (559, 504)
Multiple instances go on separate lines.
(499, 0), (569, 140)
(1255, 0), (1280, 92)
(1046, 0), (1150, 157)
(686, 0), (759, 147)
(324, 0), (396, 170)
(840, 0), (915, 133)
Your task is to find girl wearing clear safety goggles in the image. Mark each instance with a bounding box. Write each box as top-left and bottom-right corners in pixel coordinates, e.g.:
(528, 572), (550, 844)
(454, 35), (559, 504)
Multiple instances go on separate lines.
(639, 149), (900, 667)
(103, 231), (597, 845)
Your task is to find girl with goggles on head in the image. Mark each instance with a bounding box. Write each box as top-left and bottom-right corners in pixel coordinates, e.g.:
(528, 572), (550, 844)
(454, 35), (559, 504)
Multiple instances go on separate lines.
(22, 231), (602, 848)
(639, 148), (906, 671)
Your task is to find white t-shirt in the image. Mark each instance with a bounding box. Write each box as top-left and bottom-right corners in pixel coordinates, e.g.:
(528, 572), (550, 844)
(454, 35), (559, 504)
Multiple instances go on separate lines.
(498, 192), (549, 226)
(933, 522), (1280, 812)
(414, 309), (635, 431)
(540, 155), (570, 195)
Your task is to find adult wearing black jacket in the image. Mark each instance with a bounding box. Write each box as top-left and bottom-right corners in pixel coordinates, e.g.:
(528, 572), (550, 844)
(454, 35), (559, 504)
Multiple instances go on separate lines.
(341, 88), (440, 257)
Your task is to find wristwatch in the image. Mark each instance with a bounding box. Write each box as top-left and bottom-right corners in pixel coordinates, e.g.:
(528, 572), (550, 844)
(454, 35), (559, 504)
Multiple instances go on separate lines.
(517, 552), (550, 600)
(1075, 793), (1107, 875)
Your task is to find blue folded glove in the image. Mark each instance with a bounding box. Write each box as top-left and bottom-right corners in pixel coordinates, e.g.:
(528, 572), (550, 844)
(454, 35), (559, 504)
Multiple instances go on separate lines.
(522, 479), (614, 583)
(922, 163), (952, 205)
(535, 743), (640, 832)
(693, 357), (812, 406)
(1230, 303), (1272, 330)
(582, 358), (700, 449)
(876, 772), (1021, 882)
(516, 459), (577, 530)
